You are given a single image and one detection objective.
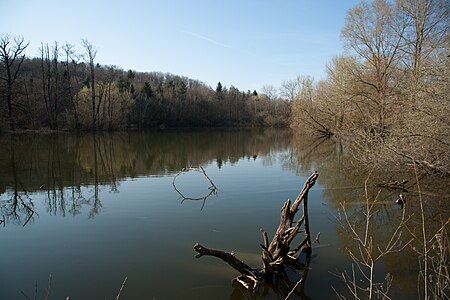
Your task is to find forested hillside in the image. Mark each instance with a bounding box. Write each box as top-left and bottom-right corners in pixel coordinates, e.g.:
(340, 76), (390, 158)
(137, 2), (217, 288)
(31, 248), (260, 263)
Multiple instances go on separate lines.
(0, 38), (290, 131)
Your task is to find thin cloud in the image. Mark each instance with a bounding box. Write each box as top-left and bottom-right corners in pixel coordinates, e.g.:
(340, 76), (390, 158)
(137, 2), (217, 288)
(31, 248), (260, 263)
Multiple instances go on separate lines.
(181, 30), (294, 68)
(181, 30), (233, 49)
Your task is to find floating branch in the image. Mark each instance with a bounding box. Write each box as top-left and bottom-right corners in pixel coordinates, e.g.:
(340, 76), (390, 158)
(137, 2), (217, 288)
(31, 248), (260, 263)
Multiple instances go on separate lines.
(377, 179), (409, 191)
(172, 166), (218, 210)
(193, 171), (319, 293)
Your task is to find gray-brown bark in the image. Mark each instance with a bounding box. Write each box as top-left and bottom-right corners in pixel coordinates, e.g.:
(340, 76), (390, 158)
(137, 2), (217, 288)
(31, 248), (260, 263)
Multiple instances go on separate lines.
(193, 243), (261, 279)
(193, 171), (319, 289)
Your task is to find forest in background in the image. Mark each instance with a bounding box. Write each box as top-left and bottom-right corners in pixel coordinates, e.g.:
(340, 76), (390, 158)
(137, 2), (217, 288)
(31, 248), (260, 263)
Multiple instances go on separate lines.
(1, 0), (449, 176)
(0, 38), (290, 131)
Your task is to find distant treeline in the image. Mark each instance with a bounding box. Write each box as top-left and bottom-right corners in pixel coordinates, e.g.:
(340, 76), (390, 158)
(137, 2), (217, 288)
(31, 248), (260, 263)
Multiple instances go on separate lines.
(0, 38), (290, 131)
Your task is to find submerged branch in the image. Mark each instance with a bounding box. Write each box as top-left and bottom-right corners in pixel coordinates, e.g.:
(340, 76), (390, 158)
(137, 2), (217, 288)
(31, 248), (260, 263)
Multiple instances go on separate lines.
(172, 167), (218, 209)
(193, 243), (260, 280)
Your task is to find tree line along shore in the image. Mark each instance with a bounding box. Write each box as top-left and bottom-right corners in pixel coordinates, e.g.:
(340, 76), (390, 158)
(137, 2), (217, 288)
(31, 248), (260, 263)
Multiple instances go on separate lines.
(1, 0), (449, 175)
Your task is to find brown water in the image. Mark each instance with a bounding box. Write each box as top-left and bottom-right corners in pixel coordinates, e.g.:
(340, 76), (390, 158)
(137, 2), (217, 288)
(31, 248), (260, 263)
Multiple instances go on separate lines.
(0, 129), (448, 299)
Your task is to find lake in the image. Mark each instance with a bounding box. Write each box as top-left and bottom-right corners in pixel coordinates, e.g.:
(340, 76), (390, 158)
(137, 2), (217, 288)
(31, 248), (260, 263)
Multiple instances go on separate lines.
(0, 129), (448, 299)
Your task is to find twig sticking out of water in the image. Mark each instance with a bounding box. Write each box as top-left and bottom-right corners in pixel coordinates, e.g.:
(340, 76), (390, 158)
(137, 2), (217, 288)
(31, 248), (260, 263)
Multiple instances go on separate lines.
(285, 277), (303, 300)
(44, 274), (52, 300)
(115, 277), (128, 300)
(19, 274), (52, 300)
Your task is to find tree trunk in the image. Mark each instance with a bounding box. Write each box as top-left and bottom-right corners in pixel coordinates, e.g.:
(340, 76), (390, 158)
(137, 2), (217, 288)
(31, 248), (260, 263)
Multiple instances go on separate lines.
(7, 84), (14, 131)
(91, 63), (96, 130)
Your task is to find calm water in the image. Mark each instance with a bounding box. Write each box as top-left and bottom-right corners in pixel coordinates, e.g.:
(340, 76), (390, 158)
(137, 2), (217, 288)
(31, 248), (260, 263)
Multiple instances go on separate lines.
(0, 129), (447, 299)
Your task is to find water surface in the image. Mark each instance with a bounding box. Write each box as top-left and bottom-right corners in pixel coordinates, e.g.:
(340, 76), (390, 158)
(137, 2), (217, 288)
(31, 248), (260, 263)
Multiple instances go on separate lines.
(0, 129), (447, 299)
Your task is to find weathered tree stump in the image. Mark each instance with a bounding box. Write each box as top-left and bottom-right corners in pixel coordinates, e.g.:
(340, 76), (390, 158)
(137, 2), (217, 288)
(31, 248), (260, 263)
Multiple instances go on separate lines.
(193, 171), (319, 291)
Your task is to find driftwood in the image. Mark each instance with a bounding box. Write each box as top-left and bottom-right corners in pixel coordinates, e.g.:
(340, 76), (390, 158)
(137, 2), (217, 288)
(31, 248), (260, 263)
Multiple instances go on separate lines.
(193, 171), (319, 291)
(377, 179), (409, 191)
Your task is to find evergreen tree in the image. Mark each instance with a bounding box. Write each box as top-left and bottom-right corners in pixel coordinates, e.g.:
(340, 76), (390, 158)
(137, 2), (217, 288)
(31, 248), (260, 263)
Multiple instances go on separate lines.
(216, 81), (223, 93)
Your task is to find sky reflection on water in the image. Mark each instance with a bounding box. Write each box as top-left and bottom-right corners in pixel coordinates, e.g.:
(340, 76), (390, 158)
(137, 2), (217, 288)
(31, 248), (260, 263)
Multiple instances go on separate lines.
(1, 129), (444, 299)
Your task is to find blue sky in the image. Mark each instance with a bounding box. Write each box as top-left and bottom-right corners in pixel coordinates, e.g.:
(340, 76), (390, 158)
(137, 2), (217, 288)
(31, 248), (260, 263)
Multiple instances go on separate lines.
(1, 0), (359, 91)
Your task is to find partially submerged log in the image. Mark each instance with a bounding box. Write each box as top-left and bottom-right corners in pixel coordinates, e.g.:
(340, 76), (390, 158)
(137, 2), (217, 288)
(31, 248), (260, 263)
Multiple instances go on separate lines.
(193, 243), (261, 280)
(193, 171), (319, 290)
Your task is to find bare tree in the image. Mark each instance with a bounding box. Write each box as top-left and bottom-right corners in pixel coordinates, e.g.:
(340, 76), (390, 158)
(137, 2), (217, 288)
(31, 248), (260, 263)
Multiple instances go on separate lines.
(81, 39), (97, 130)
(261, 83), (278, 104)
(0, 34), (29, 131)
(382, 1), (450, 175)
(397, 0), (449, 84)
(279, 77), (302, 102)
(290, 76), (335, 136)
(341, 0), (407, 132)
(39, 42), (61, 129)
(62, 42), (80, 128)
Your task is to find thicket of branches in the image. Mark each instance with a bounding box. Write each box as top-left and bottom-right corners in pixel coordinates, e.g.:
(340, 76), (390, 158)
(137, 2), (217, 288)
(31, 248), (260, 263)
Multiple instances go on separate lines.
(0, 37), (290, 131)
(289, 0), (449, 175)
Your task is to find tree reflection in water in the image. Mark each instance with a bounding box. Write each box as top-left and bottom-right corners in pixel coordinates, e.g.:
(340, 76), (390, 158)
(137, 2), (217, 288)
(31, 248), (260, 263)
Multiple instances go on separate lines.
(0, 135), (37, 226)
(0, 129), (293, 224)
(288, 134), (450, 299)
(0, 129), (447, 299)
